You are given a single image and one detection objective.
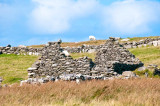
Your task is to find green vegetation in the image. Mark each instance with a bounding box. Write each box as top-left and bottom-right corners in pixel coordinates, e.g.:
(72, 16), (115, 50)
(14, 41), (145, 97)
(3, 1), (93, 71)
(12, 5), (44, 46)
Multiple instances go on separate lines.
(129, 46), (160, 78)
(0, 54), (38, 84)
(1, 79), (160, 106)
(128, 36), (160, 42)
(70, 52), (96, 61)
(129, 46), (160, 67)
(1, 38), (160, 84)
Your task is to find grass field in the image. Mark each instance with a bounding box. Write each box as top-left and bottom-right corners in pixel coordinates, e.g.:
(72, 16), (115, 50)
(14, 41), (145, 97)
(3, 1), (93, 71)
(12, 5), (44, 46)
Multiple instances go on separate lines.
(129, 46), (160, 67)
(0, 54), (38, 84)
(0, 38), (160, 105)
(0, 79), (160, 106)
(0, 45), (160, 84)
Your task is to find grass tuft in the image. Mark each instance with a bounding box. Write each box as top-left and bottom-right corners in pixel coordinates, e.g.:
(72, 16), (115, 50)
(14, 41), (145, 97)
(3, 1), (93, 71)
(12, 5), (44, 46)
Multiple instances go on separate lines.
(0, 79), (160, 106)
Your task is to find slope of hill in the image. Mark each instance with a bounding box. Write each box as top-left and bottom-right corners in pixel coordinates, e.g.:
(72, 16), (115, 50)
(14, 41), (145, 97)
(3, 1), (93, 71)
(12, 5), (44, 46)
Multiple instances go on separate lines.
(0, 54), (38, 84)
(28, 36), (160, 48)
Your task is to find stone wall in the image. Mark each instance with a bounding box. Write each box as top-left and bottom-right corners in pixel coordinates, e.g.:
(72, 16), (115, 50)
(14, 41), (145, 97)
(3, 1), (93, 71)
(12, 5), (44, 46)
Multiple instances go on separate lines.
(28, 38), (143, 79)
(64, 37), (160, 53)
(28, 42), (94, 78)
(0, 47), (42, 56)
(94, 38), (143, 74)
(122, 38), (160, 49)
(1, 37), (160, 55)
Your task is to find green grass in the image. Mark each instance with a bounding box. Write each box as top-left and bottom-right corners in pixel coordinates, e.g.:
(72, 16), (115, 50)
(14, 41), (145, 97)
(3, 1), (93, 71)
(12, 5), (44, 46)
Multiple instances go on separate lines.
(70, 52), (96, 61)
(0, 54), (38, 84)
(129, 46), (160, 67)
(128, 36), (160, 42)
(1, 44), (160, 84)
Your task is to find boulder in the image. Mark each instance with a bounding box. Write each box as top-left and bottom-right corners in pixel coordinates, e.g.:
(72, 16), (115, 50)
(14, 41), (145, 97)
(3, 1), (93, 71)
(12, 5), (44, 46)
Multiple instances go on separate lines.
(122, 71), (136, 77)
(137, 66), (147, 71)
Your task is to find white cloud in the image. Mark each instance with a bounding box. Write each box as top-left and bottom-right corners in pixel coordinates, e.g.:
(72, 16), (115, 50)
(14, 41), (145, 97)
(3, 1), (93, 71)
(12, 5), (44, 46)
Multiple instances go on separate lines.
(29, 0), (98, 34)
(103, 0), (160, 34)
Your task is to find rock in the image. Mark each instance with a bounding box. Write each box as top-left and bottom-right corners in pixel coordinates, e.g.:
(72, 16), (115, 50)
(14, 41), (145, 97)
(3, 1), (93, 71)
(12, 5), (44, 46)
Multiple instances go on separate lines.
(147, 64), (158, 72)
(3, 84), (8, 87)
(154, 68), (160, 76)
(0, 77), (3, 83)
(122, 71), (136, 77)
(6, 44), (11, 47)
(28, 67), (37, 71)
(137, 66), (147, 71)
(153, 41), (158, 46)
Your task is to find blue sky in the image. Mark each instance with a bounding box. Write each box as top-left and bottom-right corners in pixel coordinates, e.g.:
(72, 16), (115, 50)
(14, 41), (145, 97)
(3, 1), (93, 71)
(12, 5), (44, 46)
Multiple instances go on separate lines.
(0, 0), (160, 46)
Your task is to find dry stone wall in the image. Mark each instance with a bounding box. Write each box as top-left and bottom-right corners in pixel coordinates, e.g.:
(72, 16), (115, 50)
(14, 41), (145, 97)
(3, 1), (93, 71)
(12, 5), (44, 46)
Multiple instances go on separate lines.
(122, 38), (160, 49)
(0, 47), (42, 56)
(28, 38), (143, 79)
(28, 42), (94, 78)
(94, 38), (143, 74)
(0, 37), (160, 55)
(64, 37), (160, 53)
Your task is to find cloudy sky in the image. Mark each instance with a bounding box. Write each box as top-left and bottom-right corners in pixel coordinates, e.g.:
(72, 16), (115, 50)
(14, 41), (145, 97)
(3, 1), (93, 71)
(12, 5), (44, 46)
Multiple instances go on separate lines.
(0, 0), (160, 46)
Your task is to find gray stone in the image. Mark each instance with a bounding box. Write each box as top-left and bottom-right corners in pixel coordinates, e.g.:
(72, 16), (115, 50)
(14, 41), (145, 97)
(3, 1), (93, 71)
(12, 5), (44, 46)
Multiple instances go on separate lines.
(137, 66), (147, 71)
(122, 71), (136, 77)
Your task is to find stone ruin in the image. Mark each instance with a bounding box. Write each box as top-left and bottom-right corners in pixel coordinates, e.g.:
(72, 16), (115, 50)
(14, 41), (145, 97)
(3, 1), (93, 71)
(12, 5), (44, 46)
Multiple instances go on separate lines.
(28, 41), (94, 78)
(27, 38), (143, 80)
(94, 38), (143, 74)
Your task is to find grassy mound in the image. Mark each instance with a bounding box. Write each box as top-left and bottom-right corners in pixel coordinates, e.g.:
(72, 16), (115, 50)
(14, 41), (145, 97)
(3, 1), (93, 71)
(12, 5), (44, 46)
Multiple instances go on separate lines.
(0, 54), (38, 84)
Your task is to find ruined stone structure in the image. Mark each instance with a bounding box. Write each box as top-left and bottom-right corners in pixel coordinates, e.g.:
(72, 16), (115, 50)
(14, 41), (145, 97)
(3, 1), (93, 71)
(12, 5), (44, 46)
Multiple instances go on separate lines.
(28, 42), (94, 78)
(28, 38), (143, 78)
(94, 38), (143, 74)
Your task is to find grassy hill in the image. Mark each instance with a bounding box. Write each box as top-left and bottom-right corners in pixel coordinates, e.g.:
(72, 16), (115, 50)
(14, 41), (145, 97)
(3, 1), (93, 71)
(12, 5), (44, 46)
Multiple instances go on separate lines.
(0, 54), (38, 84)
(0, 45), (160, 84)
(28, 36), (160, 48)
(1, 35), (160, 84)
(129, 46), (160, 67)
(0, 37), (160, 106)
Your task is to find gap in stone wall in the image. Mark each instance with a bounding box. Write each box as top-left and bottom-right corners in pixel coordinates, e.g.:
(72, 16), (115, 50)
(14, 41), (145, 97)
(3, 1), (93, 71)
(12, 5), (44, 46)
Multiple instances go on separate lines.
(70, 52), (96, 61)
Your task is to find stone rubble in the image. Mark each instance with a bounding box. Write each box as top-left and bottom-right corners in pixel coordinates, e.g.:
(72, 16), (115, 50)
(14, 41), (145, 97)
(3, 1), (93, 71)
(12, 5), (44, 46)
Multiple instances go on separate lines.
(24, 38), (143, 85)
(0, 46), (42, 55)
(0, 37), (160, 55)
(93, 37), (143, 74)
